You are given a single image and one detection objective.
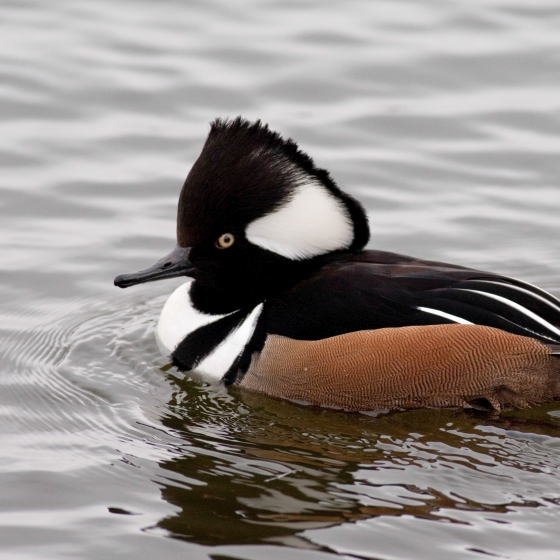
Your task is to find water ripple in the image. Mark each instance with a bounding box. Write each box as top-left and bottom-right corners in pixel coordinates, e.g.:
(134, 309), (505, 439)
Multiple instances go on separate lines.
(2, 0), (560, 558)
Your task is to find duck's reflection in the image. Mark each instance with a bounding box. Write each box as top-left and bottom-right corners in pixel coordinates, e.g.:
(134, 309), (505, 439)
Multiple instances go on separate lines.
(153, 373), (560, 545)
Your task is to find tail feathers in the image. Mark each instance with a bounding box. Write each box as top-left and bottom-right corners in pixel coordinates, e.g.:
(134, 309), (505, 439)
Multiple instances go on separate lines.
(548, 344), (560, 356)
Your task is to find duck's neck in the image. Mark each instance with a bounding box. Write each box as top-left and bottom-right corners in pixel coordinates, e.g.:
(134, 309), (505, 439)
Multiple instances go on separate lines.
(188, 254), (332, 315)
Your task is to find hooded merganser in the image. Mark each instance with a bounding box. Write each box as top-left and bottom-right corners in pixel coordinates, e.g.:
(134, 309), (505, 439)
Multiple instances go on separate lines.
(115, 118), (560, 412)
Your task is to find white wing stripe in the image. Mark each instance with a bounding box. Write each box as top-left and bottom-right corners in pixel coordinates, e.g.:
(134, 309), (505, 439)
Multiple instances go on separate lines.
(417, 307), (473, 324)
(475, 280), (560, 314)
(507, 278), (560, 306)
(460, 289), (560, 338)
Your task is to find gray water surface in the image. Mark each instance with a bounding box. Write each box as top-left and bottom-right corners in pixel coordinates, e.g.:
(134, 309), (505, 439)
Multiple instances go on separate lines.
(2, 1), (560, 559)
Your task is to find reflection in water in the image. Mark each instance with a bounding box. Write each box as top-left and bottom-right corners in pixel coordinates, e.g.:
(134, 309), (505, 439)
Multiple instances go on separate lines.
(154, 373), (560, 547)
(3, 0), (560, 557)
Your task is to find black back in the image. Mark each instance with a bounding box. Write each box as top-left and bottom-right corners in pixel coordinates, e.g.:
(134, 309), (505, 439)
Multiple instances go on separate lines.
(223, 250), (560, 384)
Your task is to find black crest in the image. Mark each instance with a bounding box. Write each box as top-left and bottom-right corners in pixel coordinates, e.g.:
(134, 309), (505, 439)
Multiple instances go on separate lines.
(176, 117), (370, 251)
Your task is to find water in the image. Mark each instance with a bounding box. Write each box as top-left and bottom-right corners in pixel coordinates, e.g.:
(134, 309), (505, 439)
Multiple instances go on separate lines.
(1, 1), (560, 558)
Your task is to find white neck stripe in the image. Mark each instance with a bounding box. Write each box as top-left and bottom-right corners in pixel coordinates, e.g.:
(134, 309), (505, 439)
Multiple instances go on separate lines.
(156, 281), (264, 382)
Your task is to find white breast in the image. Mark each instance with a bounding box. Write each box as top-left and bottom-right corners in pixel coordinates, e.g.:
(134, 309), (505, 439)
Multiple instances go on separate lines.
(156, 281), (262, 383)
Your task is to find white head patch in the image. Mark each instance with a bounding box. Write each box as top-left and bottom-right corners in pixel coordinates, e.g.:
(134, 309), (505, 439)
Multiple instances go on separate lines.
(245, 178), (354, 260)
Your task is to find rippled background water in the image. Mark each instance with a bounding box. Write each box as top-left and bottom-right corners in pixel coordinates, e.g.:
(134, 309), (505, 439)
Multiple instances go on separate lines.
(2, 1), (560, 558)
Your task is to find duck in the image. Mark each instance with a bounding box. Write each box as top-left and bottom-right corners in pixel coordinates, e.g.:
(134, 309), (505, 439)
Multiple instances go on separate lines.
(115, 117), (560, 413)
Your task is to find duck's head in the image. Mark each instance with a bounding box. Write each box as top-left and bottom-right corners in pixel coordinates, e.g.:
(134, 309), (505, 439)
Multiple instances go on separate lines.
(114, 118), (370, 314)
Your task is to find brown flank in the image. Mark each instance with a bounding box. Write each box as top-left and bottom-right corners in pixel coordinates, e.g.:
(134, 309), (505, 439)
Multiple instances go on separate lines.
(238, 324), (560, 412)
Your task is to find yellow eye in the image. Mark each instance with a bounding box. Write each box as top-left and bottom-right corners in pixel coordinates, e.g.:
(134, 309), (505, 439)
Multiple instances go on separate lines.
(216, 233), (235, 249)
